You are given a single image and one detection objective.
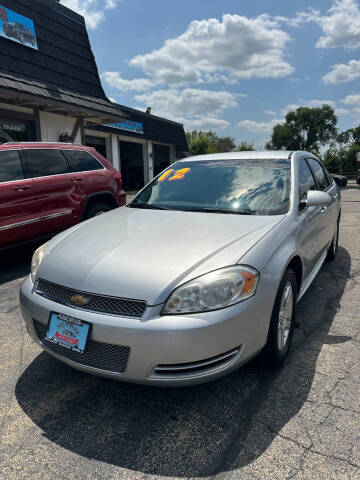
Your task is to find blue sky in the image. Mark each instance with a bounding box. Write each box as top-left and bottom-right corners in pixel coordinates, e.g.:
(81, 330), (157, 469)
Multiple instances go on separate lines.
(64, 0), (360, 148)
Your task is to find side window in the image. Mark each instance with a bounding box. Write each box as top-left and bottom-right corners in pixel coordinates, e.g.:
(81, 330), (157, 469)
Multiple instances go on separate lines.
(63, 150), (103, 172)
(323, 165), (334, 186)
(0, 150), (24, 183)
(22, 149), (70, 178)
(298, 158), (316, 202)
(307, 158), (330, 191)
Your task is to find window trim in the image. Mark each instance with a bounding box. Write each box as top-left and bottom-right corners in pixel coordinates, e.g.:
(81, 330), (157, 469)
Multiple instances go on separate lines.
(322, 164), (335, 189)
(298, 157), (318, 214)
(305, 157), (332, 192)
(0, 148), (25, 184)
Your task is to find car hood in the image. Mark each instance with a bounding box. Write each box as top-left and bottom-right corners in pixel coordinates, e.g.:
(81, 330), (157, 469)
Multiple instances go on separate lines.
(39, 207), (284, 305)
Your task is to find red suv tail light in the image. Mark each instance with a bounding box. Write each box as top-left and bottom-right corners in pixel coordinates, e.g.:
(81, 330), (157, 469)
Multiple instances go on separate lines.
(114, 171), (123, 188)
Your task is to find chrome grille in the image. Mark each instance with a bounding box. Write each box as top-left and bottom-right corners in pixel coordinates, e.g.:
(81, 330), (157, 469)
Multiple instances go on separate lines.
(33, 319), (130, 374)
(36, 279), (147, 318)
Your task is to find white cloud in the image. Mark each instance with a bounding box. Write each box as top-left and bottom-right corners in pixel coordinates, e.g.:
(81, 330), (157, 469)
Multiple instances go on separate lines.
(315, 0), (360, 49)
(61, 0), (119, 29)
(176, 116), (230, 131)
(134, 88), (238, 117)
(134, 88), (239, 131)
(130, 14), (293, 86)
(102, 72), (155, 92)
(236, 119), (283, 134)
(280, 1), (360, 49)
(341, 93), (360, 105)
(323, 60), (360, 84)
(281, 99), (336, 115)
(264, 110), (277, 116)
(335, 108), (350, 115)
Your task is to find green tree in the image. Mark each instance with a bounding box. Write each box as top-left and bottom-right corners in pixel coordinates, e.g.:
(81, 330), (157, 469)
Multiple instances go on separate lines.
(188, 135), (211, 155)
(266, 105), (338, 153)
(186, 130), (236, 155)
(322, 146), (341, 173)
(322, 124), (360, 174)
(215, 136), (236, 152)
(235, 141), (255, 151)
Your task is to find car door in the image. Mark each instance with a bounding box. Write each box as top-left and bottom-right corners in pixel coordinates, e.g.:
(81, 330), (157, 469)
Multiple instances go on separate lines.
(21, 148), (77, 236)
(63, 148), (106, 195)
(0, 149), (38, 248)
(296, 158), (326, 279)
(307, 157), (338, 250)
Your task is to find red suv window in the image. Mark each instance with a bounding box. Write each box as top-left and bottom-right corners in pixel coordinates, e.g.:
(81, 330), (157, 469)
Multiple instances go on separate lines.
(0, 150), (24, 182)
(22, 149), (70, 178)
(63, 150), (103, 172)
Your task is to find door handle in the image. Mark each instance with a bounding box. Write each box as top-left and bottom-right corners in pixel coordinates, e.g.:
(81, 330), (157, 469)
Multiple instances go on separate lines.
(13, 185), (31, 191)
(71, 177), (83, 182)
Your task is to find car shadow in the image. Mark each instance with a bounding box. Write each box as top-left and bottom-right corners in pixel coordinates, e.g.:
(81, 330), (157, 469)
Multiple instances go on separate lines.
(15, 247), (351, 477)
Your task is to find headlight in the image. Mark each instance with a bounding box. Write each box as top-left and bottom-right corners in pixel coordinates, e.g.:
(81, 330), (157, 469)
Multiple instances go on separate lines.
(31, 242), (49, 282)
(162, 265), (259, 315)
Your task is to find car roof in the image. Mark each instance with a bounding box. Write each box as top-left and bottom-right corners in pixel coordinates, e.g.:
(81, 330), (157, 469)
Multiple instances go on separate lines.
(0, 142), (94, 150)
(179, 150), (321, 163)
(180, 151), (294, 162)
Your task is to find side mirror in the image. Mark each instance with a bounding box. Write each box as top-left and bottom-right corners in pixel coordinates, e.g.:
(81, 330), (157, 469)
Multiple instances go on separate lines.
(304, 190), (332, 208)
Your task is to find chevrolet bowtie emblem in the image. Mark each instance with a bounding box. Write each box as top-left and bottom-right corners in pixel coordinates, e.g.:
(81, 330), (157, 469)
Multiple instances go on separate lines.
(70, 295), (90, 307)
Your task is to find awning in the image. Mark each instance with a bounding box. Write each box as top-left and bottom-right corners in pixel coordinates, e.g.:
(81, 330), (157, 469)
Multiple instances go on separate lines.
(0, 69), (127, 125)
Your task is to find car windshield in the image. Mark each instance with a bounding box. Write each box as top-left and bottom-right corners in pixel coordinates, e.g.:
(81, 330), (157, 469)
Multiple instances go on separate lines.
(129, 158), (291, 216)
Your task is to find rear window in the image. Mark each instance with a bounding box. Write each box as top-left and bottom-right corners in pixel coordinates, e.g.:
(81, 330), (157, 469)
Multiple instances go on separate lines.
(22, 149), (70, 178)
(0, 150), (23, 183)
(63, 150), (103, 172)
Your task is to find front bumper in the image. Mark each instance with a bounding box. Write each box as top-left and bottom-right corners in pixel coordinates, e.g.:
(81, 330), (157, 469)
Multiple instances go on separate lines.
(20, 275), (274, 386)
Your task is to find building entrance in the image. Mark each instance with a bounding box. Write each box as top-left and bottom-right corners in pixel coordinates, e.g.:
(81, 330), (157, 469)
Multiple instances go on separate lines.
(120, 141), (144, 191)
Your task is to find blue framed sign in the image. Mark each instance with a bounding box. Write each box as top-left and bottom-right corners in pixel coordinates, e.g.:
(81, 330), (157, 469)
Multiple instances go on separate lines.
(0, 5), (38, 50)
(105, 120), (144, 135)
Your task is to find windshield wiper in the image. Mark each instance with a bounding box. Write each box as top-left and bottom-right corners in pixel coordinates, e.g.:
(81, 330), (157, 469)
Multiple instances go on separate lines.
(180, 207), (255, 215)
(127, 202), (171, 210)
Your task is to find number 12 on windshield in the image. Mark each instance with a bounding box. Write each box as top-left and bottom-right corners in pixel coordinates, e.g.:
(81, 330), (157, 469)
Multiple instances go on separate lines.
(158, 168), (191, 182)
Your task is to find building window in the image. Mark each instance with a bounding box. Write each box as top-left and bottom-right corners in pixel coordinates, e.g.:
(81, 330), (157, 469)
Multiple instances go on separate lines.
(0, 120), (28, 143)
(85, 136), (107, 158)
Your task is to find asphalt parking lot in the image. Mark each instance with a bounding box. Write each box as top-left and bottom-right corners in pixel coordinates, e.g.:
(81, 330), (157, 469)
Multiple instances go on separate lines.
(0, 184), (359, 480)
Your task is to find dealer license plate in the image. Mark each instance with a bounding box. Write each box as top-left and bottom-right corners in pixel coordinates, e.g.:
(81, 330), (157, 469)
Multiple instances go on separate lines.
(45, 313), (90, 354)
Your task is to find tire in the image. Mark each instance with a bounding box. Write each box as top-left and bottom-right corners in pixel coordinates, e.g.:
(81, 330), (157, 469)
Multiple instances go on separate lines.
(326, 218), (339, 261)
(265, 269), (297, 365)
(85, 202), (112, 219)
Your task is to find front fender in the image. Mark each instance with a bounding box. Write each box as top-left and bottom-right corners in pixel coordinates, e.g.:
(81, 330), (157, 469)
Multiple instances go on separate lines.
(239, 216), (300, 316)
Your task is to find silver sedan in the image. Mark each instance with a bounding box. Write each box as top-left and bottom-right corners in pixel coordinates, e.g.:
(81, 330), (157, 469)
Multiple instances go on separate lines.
(20, 151), (341, 386)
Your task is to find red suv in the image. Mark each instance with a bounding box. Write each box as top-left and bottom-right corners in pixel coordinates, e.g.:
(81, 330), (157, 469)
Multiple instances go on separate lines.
(0, 142), (126, 249)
